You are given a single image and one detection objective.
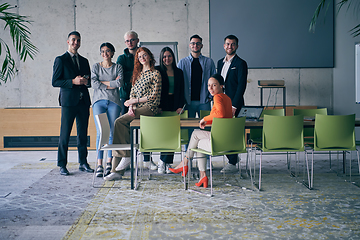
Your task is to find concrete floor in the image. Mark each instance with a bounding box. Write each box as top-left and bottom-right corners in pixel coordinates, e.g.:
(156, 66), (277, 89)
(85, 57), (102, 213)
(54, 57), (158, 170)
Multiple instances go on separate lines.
(0, 150), (360, 239)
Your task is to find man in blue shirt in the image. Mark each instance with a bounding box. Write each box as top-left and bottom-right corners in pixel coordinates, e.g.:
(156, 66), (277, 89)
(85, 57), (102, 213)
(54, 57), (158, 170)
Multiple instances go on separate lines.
(178, 34), (216, 118)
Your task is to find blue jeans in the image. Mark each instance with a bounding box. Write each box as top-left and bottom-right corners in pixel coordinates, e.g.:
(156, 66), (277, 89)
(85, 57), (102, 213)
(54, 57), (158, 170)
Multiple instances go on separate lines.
(187, 101), (211, 118)
(93, 100), (121, 159)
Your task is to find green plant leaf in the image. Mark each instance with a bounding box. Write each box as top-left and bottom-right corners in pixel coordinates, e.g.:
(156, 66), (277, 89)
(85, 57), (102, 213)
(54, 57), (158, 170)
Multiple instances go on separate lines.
(0, 2), (38, 83)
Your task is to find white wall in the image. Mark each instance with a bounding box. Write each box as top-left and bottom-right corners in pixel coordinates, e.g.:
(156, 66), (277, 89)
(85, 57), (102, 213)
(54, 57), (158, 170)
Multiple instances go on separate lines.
(333, 0), (360, 115)
(333, 0), (360, 136)
(0, 0), (333, 112)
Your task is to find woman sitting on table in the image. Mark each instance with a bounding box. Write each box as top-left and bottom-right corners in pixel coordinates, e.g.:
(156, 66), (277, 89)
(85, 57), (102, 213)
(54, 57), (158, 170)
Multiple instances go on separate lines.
(155, 47), (185, 174)
(104, 47), (162, 181)
(169, 74), (232, 188)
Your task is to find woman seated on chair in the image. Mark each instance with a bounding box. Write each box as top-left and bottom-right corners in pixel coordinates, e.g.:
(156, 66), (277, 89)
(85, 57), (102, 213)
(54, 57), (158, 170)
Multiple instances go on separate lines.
(169, 74), (232, 188)
(104, 47), (162, 181)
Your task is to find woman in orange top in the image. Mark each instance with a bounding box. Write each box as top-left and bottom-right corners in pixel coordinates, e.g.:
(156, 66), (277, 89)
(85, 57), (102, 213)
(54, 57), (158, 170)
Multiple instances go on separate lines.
(169, 73), (232, 188)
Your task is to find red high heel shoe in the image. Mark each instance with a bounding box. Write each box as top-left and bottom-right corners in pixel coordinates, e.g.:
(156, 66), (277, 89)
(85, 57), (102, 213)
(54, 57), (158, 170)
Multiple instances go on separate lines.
(195, 176), (208, 188)
(169, 166), (188, 177)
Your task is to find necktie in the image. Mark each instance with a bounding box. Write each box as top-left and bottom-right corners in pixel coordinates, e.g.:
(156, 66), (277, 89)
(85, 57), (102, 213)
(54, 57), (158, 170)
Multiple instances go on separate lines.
(73, 55), (79, 70)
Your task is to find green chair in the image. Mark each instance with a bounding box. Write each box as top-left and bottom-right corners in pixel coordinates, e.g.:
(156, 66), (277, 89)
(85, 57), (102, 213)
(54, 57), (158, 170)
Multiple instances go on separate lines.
(190, 117), (248, 196)
(136, 115), (183, 189)
(293, 108), (327, 145)
(293, 108), (327, 118)
(200, 110), (211, 119)
(254, 115), (304, 190)
(260, 108), (285, 119)
(304, 114), (359, 189)
(158, 110), (189, 145)
(248, 108), (285, 180)
(249, 108), (285, 146)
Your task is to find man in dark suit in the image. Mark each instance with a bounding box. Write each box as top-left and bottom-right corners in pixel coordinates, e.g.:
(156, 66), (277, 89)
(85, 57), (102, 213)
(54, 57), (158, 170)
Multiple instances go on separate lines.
(217, 34), (248, 173)
(52, 31), (94, 175)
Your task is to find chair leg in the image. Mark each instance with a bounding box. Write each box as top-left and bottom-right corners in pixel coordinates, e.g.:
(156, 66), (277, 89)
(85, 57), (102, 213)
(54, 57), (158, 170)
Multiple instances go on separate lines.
(355, 150), (360, 186)
(358, 150), (360, 180)
(238, 154), (241, 177)
(92, 150), (119, 189)
(222, 155), (226, 180)
(92, 155), (99, 188)
(209, 156), (213, 196)
(148, 153), (151, 180)
(305, 150), (314, 189)
(259, 151), (262, 190)
(135, 151), (140, 190)
(350, 150), (352, 183)
(247, 149), (255, 191)
(347, 149), (360, 187)
(187, 154), (213, 197)
(303, 150), (311, 189)
(183, 153), (187, 191)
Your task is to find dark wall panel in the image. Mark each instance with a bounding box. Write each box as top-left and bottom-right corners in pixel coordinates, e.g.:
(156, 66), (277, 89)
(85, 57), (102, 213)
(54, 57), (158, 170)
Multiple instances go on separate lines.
(210, 0), (334, 68)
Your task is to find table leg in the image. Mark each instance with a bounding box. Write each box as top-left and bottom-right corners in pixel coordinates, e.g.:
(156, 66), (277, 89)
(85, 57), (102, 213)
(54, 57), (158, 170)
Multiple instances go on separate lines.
(130, 127), (134, 189)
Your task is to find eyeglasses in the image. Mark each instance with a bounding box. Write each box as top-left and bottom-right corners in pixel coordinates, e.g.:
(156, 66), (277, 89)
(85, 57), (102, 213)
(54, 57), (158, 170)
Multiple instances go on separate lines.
(190, 42), (202, 46)
(125, 38), (137, 43)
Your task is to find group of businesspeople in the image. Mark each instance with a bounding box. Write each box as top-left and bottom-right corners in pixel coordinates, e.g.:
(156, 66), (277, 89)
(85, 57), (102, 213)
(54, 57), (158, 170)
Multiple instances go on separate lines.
(52, 30), (248, 188)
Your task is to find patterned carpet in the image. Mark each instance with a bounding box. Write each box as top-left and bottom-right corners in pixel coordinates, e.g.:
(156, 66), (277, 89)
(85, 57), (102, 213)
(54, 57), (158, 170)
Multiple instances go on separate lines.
(63, 159), (360, 240)
(0, 151), (359, 240)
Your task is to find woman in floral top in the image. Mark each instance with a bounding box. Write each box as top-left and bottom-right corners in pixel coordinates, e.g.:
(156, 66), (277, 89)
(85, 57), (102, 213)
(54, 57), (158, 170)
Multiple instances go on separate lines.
(104, 47), (162, 181)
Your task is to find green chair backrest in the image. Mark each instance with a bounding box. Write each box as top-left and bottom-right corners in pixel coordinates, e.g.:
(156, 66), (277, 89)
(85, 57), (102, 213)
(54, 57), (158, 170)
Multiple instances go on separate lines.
(158, 110), (188, 119)
(293, 108), (327, 140)
(200, 110), (211, 119)
(293, 108), (327, 118)
(158, 110), (189, 144)
(314, 114), (356, 151)
(139, 115), (181, 152)
(210, 117), (247, 156)
(260, 108), (285, 119)
(250, 108), (285, 143)
(262, 115), (304, 152)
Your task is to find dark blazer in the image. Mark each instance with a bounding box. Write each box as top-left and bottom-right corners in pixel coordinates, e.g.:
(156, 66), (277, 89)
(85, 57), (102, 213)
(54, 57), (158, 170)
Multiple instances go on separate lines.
(52, 52), (91, 107)
(217, 54), (248, 112)
(156, 66), (185, 111)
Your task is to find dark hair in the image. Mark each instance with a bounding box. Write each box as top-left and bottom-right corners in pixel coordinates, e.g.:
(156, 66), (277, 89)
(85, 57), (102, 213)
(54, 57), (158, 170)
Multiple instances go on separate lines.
(224, 34), (238, 45)
(68, 31), (81, 38)
(190, 34), (202, 42)
(100, 42), (115, 53)
(159, 47), (176, 72)
(132, 47), (156, 85)
(210, 73), (224, 85)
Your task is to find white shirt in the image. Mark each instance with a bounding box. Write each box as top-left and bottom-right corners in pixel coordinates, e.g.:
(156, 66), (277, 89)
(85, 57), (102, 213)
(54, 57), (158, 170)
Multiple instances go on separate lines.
(221, 55), (236, 111)
(220, 55), (235, 81)
(67, 50), (79, 70)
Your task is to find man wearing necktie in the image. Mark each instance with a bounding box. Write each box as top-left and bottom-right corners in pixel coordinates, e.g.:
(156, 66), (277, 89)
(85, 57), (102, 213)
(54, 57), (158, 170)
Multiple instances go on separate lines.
(52, 31), (94, 175)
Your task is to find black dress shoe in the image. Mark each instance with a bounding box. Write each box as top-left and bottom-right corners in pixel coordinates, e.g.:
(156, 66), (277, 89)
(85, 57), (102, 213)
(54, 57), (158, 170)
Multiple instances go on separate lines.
(60, 167), (70, 176)
(79, 163), (94, 173)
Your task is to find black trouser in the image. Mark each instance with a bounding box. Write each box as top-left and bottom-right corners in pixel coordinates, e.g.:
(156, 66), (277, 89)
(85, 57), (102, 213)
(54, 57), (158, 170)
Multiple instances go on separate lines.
(120, 98), (128, 115)
(57, 100), (89, 167)
(160, 153), (174, 164)
(226, 106), (242, 165)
